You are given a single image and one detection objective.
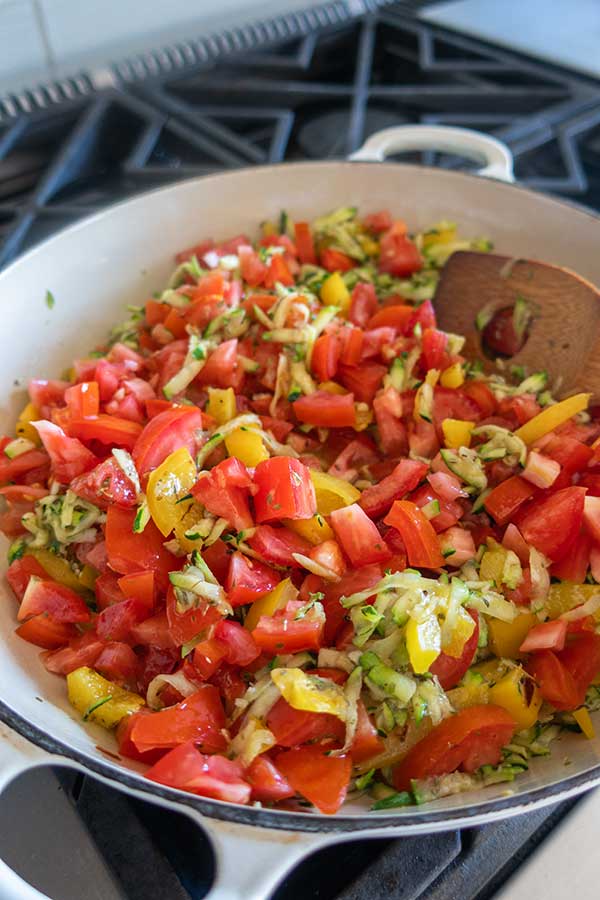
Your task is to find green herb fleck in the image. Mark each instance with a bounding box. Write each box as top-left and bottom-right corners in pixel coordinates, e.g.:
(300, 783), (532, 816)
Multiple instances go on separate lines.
(45, 290), (55, 310)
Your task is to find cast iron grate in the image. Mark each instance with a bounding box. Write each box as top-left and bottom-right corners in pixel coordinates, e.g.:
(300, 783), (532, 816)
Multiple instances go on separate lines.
(2, 4), (600, 267)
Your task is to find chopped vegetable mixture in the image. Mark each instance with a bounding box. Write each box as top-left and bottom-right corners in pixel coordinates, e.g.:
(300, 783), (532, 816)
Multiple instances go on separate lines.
(3, 207), (600, 814)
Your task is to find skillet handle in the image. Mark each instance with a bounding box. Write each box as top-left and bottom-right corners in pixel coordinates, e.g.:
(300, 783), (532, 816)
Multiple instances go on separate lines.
(349, 124), (515, 182)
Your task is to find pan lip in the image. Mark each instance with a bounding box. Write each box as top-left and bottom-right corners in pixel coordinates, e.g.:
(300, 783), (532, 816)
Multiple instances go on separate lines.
(2, 696), (600, 833)
(1, 159), (600, 831)
(0, 159), (599, 282)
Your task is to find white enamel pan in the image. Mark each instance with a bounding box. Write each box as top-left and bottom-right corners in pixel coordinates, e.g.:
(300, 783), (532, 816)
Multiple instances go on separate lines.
(1, 125), (600, 900)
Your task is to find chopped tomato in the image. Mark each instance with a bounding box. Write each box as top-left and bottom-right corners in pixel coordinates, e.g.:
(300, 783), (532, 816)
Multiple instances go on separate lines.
(274, 746), (352, 814)
(238, 246), (267, 287)
(247, 524), (312, 567)
(527, 633), (600, 710)
(18, 579), (90, 624)
(192, 457), (253, 532)
(95, 642), (139, 687)
(105, 506), (178, 591)
(253, 457), (316, 523)
(132, 407), (205, 479)
(294, 222), (316, 265)
(550, 530), (592, 583)
(267, 698), (344, 747)
(392, 705), (516, 791)
(131, 686), (226, 753)
(363, 209), (393, 233)
(96, 597), (149, 642)
(484, 475), (538, 525)
(264, 254), (294, 289)
(214, 620), (260, 666)
(293, 391), (356, 428)
(252, 599), (325, 654)
(6, 556), (48, 601)
(94, 572), (125, 610)
(338, 362), (386, 405)
(430, 610), (480, 689)
(373, 388), (407, 456)
(310, 539), (346, 577)
(520, 619), (567, 653)
(384, 500), (444, 568)
(69, 414), (143, 451)
(32, 420), (97, 483)
(517, 486), (586, 562)
(421, 328), (450, 371)
(117, 571), (155, 611)
(322, 563), (381, 643)
(462, 381), (497, 417)
(145, 741), (251, 803)
(131, 612), (177, 649)
(70, 457), (137, 509)
(349, 283), (378, 328)
(378, 224), (422, 277)
(0, 448), (50, 487)
(42, 631), (104, 675)
(226, 551), (280, 607)
(340, 327), (364, 366)
(359, 459), (428, 519)
(64, 381), (100, 419)
(191, 638), (228, 680)
(351, 701), (385, 762)
(246, 756), (295, 803)
(367, 304), (414, 332)
(311, 333), (341, 383)
(320, 248), (355, 272)
(15, 614), (76, 649)
(166, 586), (222, 646)
(330, 503), (392, 566)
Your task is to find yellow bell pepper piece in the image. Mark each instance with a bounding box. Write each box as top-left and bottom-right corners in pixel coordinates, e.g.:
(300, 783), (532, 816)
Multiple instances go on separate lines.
(479, 549), (506, 586)
(28, 549), (89, 594)
(441, 606), (476, 658)
(573, 707), (596, 739)
(310, 471), (361, 516)
(442, 418), (474, 449)
(271, 667), (347, 719)
(225, 426), (269, 467)
(206, 387), (237, 425)
(489, 666), (542, 730)
(353, 404), (373, 432)
(67, 667), (144, 729)
(423, 226), (456, 247)
(440, 363), (465, 389)
(16, 402), (41, 445)
(545, 582), (600, 620)
(284, 513), (334, 545)
(406, 615), (441, 675)
(78, 565), (97, 590)
(244, 577), (298, 632)
(358, 235), (380, 257)
(320, 272), (350, 311)
(488, 613), (538, 659)
(173, 501), (207, 554)
(147, 447), (197, 537)
(261, 220), (277, 237)
(514, 393), (591, 445)
(318, 381), (348, 395)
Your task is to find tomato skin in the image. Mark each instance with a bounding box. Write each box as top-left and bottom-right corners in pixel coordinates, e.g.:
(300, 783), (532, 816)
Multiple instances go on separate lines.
(544, 435), (594, 490)
(69, 415), (143, 451)
(349, 283), (378, 328)
(551, 529), (592, 583)
(429, 610), (479, 689)
(484, 475), (537, 525)
(96, 597), (149, 643)
(384, 500), (444, 568)
(33, 420), (97, 483)
(517, 486), (586, 562)
(520, 620), (567, 653)
(367, 304), (414, 332)
(41, 631), (104, 675)
(462, 381), (497, 417)
(117, 710), (166, 764)
(351, 701), (385, 762)
(18, 579), (91, 624)
(118, 571), (155, 611)
(94, 572), (125, 610)
(166, 585), (222, 647)
(311, 333), (341, 382)
(267, 698), (344, 747)
(252, 600), (325, 654)
(253, 457), (316, 523)
(246, 756), (295, 803)
(526, 651), (580, 711)
(191, 638), (228, 680)
(421, 328), (450, 371)
(70, 457), (137, 509)
(330, 503), (392, 567)
(192, 457), (253, 532)
(482, 307), (525, 357)
(131, 686), (227, 753)
(145, 741), (251, 804)
(247, 524), (312, 567)
(378, 226), (422, 277)
(132, 407), (205, 479)
(294, 222), (317, 265)
(95, 641), (140, 687)
(6, 556), (48, 601)
(274, 746), (352, 814)
(15, 614), (77, 649)
(320, 248), (355, 272)
(338, 362), (386, 405)
(196, 339), (243, 390)
(359, 459), (428, 519)
(373, 388), (408, 456)
(64, 381), (100, 418)
(226, 551), (280, 607)
(293, 391), (356, 428)
(393, 706), (516, 791)
(105, 507), (178, 592)
(0, 448), (50, 487)
(214, 620), (260, 666)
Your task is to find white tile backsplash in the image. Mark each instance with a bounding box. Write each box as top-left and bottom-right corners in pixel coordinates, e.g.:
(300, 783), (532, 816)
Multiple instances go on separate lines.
(0, 0), (327, 93)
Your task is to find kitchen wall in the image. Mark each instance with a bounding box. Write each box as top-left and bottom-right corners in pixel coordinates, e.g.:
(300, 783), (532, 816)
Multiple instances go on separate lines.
(0, 0), (326, 93)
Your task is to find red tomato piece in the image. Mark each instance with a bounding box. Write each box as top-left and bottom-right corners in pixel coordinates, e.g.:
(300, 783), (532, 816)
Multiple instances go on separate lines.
(69, 414), (143, 451)
(383, 500), (444, 568)
(146, 742), (251, 803)
(338, 362), (386, 405)
(94, 641), (140, 687)
(520, 619), (567, 653)
(131, 686), (227, 753)
(116, 710), (166, 764)
(274, 746), (352, 814)
(378, 225), (422, 277)
(526, 651), (581, 711)
(238, 246), (267, 287)
(517, 486), (586, 562)
(544, 435), (594, 490)
(350, 701), (385, 763)
(253, 457), (316, 523)
(18, 579), (91, 624)
(294, 222), (317, 265)
(214, 619), (260, 666)
(15, 615), (77, 650)
(32, 420), (97, 483)
(64, 381), (100, 419)
(247, 524), (312, 567)
(165, 585), (223, 646)
(246, 756), (295, 803)
(367, 304), (414, 332)
(484, 475), (538, 525)
(41, 631), (104, 675)
(264, 255), (294, 289)
(130, 611), (177, 649)
(252, 600), (325, 654)
(6, 556), (48, 601)
(482, 307), (526, 357)
(28, 378), (69, 413)
(293, 391), (356, 428)
(70, 457), (137, 509)
(105, 506), (178, 591)
(550, 529), (592, 583)
(321, 564), (382, 644)
(421, 328), (450, 371)
(340, 327), (364, 367)
(311, 333), (341, 382)
(267, 698), (344, 747)
(191, 638), (228, 680)
(462, 381), (497, 417)
(410, 484), (464, 534)
(145, 299), (169, 326)
(560, 632), (600, 698)
(320, 248), (355, 272)
(132, 407), (205, 479)
(226, 551), (280, 607)
(392, 705), (516, 791)
(330, 503), (392, 567)
(373, 388), (408, 456)
(359, 459), (428, 519)
(349, 283), (378, 328)
(0, 448), (50, 487)
(309, 539), (346, 578)
(429, 610), (480, 689)
(94, 571), (125, 610)
(117, 571), (155, 611)
(192, 457), (253, 532)
(96, 597), (149, 642)
(201, 539), (232, 585)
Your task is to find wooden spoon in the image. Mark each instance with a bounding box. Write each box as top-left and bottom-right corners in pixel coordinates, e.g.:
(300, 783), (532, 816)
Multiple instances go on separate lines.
(434, 251), (600, 397)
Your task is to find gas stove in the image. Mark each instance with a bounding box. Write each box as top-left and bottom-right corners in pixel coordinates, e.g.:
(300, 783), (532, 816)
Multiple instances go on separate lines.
(1, 2), (600, 898)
